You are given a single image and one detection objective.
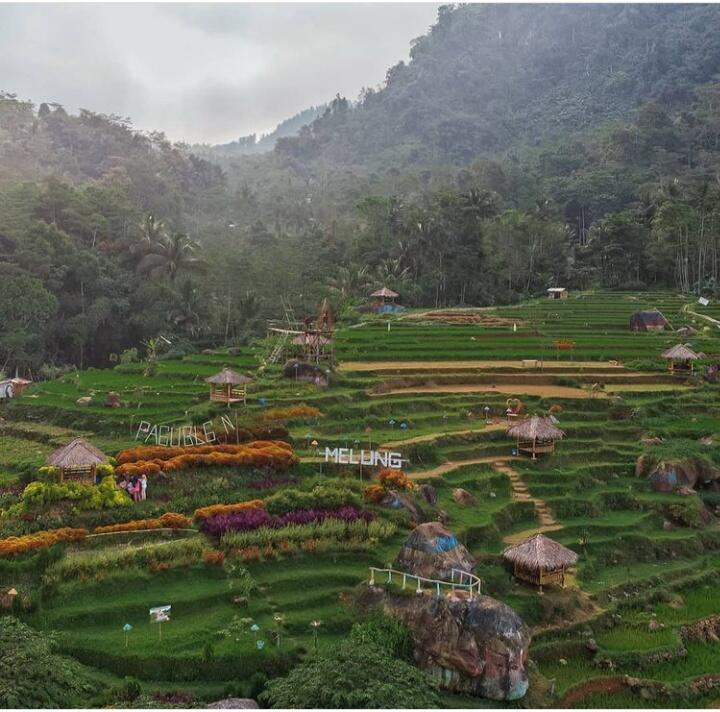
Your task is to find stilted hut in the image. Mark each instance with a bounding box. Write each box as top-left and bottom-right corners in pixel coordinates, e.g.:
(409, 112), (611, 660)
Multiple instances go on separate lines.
(47, 438), (107, 485)
(206, 368), (253, 406)
(371, 286), (400, 305)
(630, 310), (669, 332)
(507, 416), (564, 459)
(291, 332), (332, 364)
(662, 344), (700, 374)
(503, 533), (578, 591)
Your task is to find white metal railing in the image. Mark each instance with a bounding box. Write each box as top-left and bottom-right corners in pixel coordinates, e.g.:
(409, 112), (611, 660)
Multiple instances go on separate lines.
(368, 566), (481, 598)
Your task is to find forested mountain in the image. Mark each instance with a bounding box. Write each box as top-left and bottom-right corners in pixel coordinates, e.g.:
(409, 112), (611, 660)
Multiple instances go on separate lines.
(195, 105), (327, 160)
(3, 4), (720, 374)
(276, 4), (720, 167)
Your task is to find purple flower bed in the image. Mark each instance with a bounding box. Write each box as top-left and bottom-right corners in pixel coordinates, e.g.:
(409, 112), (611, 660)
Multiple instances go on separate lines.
(202, 505), (374, 537)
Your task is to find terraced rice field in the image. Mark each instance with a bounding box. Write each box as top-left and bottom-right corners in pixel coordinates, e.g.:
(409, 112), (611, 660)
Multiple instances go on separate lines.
(3, 290), (720, 707)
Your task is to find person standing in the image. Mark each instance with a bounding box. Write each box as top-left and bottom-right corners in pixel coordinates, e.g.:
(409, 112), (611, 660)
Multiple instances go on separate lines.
(140, 474), (148, 502)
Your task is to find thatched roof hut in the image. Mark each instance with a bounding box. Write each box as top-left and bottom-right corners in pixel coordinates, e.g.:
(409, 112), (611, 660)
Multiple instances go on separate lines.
(395, 522), (476, 581)
(48, 438), (107, 485)
(206, 368), (252, 406)
(371, 286), (400, 300)
(205, 368), (253, 385)
(503, 533), (577, 590)
(662, 344), (700, 374)
(507, 416), (565, 459)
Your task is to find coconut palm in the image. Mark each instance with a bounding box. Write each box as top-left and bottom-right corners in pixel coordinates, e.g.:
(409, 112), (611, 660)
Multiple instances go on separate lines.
(136, 231), (205, 284)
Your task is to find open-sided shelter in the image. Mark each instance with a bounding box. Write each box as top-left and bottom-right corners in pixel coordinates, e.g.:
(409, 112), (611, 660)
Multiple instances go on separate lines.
(47, 437), (107, 485)
(371, 286), (400, 304)
(630, 310), (669, 332)
(206, 368), (253, 406)
(662, 344), (700, 374)
(547, 287), (569, 300)
(503, 533), (578, 591)
(507, 416), (564, 459)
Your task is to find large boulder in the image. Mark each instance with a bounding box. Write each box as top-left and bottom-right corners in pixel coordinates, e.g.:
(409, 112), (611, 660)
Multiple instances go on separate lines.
(395, 522), (475, 580)
(360, 586), (530, 701)
(282, 360), (329, 386)
(637, 455), (720, 492)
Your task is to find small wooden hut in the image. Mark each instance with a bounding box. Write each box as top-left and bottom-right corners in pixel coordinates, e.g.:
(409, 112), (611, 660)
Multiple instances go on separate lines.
(507, 416), (565, 459)
(205, 368), (253, 406)
(47, 438), (107, 485)
(292, 332), (332, 364)
(662, 344), (700, 374)
(547, 287), (569, 300)
(503, 533), (578, 591)
(630, 310), (669, 332)
(371, 286), (400, 305)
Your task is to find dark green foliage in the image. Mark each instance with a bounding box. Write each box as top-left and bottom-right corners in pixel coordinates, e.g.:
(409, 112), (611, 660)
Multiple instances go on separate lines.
(0, 616), (95, 708)
(260, 637), (439, 708)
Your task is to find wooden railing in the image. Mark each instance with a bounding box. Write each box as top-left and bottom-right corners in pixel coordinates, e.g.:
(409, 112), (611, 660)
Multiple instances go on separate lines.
(368, 567), (481, 598)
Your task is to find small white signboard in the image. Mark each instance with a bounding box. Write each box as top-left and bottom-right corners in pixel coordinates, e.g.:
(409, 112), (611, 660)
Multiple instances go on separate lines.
(149, 605), (171, 623)
(699, 297), (710, 306)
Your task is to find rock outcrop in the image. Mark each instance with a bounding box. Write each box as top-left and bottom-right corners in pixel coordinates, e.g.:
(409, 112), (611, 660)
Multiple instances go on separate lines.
(636, 454), (720, 492)
(359, 586), (530, 701)
(395, 522), (475, 579)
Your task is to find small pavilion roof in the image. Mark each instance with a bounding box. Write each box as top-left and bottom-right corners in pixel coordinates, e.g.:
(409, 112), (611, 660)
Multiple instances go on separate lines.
(292, 333), (330, 347)
(547, 287), (567, 293)
(503, 533), (578, 571)
(662, 344), (700, 361)
(47, 438), (106, 468)
(205, 368), (253, 385)
(371, 286), (399, 299)
(507, 415), (565, 441)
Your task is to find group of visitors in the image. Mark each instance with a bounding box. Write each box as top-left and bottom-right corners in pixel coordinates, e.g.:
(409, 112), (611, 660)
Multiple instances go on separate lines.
(119, 473), (148, 502)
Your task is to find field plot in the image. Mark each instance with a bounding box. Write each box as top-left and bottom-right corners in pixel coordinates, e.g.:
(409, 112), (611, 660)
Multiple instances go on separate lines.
(2, 291), (720, 708)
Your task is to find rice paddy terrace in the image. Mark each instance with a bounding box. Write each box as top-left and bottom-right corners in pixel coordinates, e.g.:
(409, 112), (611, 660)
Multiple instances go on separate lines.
(3, 290), (720, 707)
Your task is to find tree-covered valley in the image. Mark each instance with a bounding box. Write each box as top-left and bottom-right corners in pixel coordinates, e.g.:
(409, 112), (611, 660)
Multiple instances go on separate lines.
(3, 3), (720, 371)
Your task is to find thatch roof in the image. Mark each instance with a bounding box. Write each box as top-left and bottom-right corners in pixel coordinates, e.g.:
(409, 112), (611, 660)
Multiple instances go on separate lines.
(371, 286), (399, 299)
(47, 438), (106, 468)
(507, 416), (565, 441)
(291, 333), (330, 347)
(503, 534), (578, 572)
(662, 344), (700, 361)
(205, 368), (253, 385)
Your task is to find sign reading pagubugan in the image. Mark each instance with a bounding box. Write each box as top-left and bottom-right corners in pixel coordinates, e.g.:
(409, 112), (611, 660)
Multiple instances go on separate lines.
(324, 447), (403, 469)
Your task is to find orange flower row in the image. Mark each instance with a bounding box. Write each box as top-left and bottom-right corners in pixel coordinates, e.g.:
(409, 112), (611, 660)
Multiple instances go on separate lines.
(93, 512), (192, 534)
(193, 499), (264, 521)
(116, 440), (295, 465)
(378, 468), (411, 490)
(363, 484), (386, 504)
(261, 404), (322, 421)
(0, 527), (88, 558)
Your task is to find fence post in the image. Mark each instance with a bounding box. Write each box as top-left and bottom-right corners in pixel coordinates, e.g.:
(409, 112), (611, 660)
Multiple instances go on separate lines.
(417, 577), (422, 593)
(436, 582), (441, 597)
(369, 568), (375, 586)
(387, 570), (392, 584)
(402, 573), (407, 589)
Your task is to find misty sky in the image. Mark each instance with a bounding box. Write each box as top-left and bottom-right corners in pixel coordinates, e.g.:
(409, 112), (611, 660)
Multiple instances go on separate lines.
(0, 3), (439, 145)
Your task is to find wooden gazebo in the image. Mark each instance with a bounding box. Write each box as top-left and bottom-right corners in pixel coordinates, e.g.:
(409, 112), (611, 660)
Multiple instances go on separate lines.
(205, 368), (253, 406)
(371, 286), (400, 305)
(662, 344), (700, 374)
(507, 416), (565, 459)
(47, 438), (107, 485)
(503, 533), (578, 591)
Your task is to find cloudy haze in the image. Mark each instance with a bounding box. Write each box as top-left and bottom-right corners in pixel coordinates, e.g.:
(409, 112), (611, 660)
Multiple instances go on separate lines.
(0, 3), (439, 145)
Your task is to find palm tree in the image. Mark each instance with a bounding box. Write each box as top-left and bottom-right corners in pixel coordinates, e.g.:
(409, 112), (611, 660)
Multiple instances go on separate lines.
(136, 231), (205, 283)
(326, 266), (372, 298)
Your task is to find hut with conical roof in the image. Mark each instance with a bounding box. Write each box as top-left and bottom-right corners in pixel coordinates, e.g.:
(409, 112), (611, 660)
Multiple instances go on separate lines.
(395, 522), (476, 581)
(503, 533), (578, 591)
(205, 368), (253, 406)
(507, 416), (565, 459)
(47, 437), (107, 485)
(662, 344), (700, 374)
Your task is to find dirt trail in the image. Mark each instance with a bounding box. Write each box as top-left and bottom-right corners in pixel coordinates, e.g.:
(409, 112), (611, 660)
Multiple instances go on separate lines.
(371, 383), (606, 399)
(493, 462), (560, 537)
(339, 359), (624, 372)
(381, 422), (506, 448)
(407, 456), (521, 480)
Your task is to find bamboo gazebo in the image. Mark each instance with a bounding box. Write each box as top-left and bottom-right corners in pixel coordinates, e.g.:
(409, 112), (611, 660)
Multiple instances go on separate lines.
(507, 416), (565, 459)
(370, 286), (400, 305)
(503, 533), (578, 591)
(205, 368), (253, 406)
(47, 438), (107, 485)
(662, 344), (700, 374)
